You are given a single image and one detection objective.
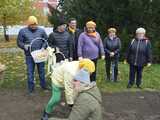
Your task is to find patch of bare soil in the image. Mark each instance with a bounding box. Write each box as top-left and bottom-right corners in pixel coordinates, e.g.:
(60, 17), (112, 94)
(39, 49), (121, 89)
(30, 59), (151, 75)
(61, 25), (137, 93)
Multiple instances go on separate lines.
(0, 89), (160, 120)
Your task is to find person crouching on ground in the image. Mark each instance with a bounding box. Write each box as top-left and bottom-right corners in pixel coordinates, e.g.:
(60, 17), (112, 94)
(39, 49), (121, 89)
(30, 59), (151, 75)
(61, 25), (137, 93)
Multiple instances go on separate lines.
(41, 59), (96, 120)
(125, 27), (152, 89)
(48, 68), (103, 120)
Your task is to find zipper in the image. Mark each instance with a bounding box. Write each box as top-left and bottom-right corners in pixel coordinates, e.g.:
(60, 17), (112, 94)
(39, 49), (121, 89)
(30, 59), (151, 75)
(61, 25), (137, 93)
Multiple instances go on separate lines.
(134, 40), (140, 65)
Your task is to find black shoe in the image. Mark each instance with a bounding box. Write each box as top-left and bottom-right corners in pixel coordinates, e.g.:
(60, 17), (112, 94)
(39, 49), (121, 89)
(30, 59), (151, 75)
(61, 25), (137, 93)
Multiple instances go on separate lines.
(41, 111), (49, 120)
(28, 90), (35, 96)
(137, 85), (142, 89)
(106, 77), (110, 81)
(127, 84), (132, 88)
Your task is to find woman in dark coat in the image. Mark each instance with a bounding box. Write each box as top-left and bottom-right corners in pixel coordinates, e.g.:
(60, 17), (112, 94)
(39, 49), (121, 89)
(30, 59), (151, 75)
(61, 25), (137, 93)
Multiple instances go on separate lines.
(103, 28), (121, 82)
(125, 27), (152, 88)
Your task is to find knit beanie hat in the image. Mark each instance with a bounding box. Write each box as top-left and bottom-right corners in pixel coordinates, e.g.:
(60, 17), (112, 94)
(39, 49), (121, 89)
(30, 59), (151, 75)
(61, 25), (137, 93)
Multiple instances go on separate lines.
(79, 59), (95, 73)
(136, 27), (146, 34)
(27, 16), (38, 25)
(108, 28), (117, 33)
(86, 21), (96, 28)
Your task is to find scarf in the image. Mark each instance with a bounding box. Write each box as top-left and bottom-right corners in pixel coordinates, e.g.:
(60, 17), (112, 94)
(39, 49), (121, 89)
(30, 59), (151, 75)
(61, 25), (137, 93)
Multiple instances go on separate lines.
(69, 27), (76, 33)
(87, 32), (97, 38)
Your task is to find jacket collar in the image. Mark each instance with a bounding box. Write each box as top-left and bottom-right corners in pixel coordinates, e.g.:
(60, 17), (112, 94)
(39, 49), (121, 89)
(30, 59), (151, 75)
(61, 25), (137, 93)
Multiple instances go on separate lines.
(108, 36), (117, 40)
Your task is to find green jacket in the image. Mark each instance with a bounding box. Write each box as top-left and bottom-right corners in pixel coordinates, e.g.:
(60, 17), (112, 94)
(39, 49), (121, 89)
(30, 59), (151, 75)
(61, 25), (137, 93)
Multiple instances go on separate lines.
(49, 86), (103, 120)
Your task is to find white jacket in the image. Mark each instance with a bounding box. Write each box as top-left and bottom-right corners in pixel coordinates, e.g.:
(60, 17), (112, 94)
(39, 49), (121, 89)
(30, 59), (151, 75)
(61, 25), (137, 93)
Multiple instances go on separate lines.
(50, 61), (80, 105)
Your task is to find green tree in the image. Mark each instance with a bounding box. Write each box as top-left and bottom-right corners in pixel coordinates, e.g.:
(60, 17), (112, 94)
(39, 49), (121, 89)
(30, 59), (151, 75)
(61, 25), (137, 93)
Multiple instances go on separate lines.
(55, 0), (160, 62)
(0, 0), (36, 41)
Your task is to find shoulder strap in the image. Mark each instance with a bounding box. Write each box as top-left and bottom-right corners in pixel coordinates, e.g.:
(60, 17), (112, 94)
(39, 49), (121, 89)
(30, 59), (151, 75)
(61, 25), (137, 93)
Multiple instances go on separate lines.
(145, 39), (148, 45)
(131, 38), (135, 45)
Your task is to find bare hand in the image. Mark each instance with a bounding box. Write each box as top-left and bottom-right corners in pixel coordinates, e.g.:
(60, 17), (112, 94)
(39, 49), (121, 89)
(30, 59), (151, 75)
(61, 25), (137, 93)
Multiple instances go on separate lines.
(110, 52), (115, 57)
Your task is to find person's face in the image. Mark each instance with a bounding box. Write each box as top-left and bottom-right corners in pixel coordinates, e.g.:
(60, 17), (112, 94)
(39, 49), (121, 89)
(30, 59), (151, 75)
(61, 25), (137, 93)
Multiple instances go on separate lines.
(69, 20), (77, 30)
(136, 33), (145, 39)
(73, 80), (81, 91)
(29, 24), (37, 30)
(108, 31), (116, 38)
(57, 24), (67, 32)
(86, 27), (95, 33)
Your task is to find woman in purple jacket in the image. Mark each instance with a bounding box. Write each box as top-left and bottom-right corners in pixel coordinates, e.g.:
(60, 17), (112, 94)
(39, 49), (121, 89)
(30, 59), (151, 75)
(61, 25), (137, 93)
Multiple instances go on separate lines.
(78, 21), (105, 81)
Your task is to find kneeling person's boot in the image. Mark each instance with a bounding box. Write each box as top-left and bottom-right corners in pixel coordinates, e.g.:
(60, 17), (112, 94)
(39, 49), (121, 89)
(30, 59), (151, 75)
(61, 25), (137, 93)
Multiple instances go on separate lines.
(41, 110), (50, 120)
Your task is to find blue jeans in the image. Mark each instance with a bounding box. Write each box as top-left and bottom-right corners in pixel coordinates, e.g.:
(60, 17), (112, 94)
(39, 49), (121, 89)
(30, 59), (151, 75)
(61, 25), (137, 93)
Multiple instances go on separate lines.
(25, 56), (46, 92)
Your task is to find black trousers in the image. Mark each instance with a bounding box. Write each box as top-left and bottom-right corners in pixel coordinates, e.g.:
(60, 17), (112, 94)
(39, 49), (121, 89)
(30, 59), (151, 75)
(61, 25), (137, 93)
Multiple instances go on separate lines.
(105, 58), (118, 81)
(128, 64), (143, 86)
(90, 59), (98, 82)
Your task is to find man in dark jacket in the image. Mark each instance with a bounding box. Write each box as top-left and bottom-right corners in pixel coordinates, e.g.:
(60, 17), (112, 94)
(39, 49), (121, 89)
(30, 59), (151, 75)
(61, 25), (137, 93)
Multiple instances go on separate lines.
(48, 19), (72, 60)
(67, 18), (82, 60)
(103, 28), (121, 82)
(125, 27), (152, 88)
(17, 16), (48, 94)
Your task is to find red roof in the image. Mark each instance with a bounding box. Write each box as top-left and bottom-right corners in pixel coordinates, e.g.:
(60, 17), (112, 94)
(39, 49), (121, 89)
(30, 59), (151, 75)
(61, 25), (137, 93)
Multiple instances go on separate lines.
(34, 0), (58, 9)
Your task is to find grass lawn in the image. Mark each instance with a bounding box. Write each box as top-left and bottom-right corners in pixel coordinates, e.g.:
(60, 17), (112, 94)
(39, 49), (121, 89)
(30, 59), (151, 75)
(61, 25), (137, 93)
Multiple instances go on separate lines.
(0, 37), (17, 48)
(97, 60), (160, 92)
(0, 41), (160, 92)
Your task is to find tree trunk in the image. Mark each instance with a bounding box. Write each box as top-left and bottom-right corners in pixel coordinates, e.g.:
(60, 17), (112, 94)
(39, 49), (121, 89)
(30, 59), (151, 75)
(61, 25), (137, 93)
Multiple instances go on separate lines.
(3, 14), (9, 42)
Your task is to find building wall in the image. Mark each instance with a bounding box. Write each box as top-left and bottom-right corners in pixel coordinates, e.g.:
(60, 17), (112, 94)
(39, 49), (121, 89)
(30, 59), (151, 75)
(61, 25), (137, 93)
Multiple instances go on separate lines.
(34, 0), (58, 15)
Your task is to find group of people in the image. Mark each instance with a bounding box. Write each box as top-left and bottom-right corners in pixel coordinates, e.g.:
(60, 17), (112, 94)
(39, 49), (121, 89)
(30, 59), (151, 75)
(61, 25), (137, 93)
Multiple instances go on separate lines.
(17, 16), (152, 120)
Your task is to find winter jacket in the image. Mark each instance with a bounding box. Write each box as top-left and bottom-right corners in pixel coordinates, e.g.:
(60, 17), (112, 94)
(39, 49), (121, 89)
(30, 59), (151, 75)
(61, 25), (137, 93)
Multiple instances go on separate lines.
(67, 28), (82, 60)
(103, 36), (121, 58)
(78, 32), (105, 60)
(50, 61), (80, 105)
(48, 30), (72, 59)
(126, 38), (152, 66)
(49, 86), (103, 120)
(17, 27), (48, 56)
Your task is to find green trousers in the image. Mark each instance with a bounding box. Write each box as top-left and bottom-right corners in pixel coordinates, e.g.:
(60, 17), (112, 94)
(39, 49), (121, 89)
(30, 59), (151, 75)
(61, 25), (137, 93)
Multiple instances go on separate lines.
(45, 84), (61, 113)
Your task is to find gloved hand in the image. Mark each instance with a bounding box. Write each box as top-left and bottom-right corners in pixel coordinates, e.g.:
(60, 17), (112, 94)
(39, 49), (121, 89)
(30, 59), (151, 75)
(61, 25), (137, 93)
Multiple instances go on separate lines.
(147, 63), (152, 67)
(69, 57), (73, 62)
(101, 55), (105, 60)
(24, 44), (30, 51)
(124, 60), (127, 64)
(78, 57), (83, 60)
(110, 52), (115, 57)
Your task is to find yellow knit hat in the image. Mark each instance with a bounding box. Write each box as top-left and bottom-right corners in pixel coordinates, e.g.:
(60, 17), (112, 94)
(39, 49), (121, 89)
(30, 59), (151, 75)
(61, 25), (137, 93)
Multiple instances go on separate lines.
(79, 59), (95, 73)
(27, 16), (38, 25)
(108, 28), (117, 33)
(86, 21), (96, 28)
